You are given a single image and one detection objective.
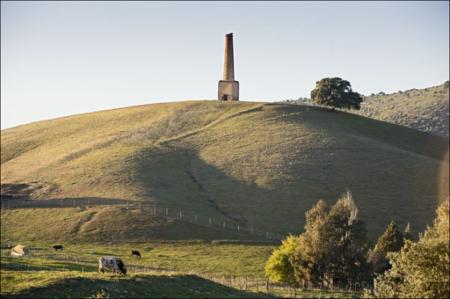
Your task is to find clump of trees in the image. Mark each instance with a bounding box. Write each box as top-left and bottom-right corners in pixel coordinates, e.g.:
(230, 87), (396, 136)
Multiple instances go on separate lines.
(310, 77), (363, 110)
(265, 193), (450, 298)
(372, 200), (449, 298)
(265, 192), (371, 289)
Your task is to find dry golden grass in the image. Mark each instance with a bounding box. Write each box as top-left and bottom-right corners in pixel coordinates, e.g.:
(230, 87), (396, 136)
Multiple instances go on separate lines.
(1, 100), (448, 241)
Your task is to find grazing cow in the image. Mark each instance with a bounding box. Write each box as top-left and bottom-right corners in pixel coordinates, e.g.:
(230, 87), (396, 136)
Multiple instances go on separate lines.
(53, 245), (64, 251)
(10, 244), (29, 257)
(98, 256), (127, 275)
(131, 250), (141, 258)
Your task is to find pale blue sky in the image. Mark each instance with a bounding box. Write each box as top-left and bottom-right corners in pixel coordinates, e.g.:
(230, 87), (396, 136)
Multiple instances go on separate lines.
(1, 1), (449, 129)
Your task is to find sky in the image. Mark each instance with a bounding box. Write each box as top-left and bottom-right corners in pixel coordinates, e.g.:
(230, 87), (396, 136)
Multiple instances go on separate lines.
(1, 1), (449, 129)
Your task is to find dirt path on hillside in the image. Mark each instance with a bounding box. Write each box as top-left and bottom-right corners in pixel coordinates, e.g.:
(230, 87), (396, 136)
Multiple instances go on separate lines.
(187, 165), (247, 226)
(72, 210), (98, 237)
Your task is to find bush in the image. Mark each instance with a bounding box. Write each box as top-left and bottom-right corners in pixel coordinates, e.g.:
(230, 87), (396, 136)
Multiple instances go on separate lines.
(265, 234), (300, 285)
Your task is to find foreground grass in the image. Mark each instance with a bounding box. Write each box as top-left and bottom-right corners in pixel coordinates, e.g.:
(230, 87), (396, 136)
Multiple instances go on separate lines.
(1, 241), (275, 278)
(1, 270), (268, 298)
(1, 270), (360, 298)
(0, 242), (361, 298)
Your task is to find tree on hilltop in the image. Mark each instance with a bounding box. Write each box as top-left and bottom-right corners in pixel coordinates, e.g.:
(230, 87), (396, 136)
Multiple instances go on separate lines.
(310, 77), (363, 110)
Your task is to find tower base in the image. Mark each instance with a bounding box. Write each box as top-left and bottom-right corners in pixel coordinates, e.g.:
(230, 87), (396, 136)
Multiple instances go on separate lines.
(218, 80), (239, 101)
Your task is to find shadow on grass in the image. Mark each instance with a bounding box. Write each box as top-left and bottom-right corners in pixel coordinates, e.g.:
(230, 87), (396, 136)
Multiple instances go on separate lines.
(4, 274), (269, 298)
(1, 257), (96, 272)
(0, 196), (130, 209)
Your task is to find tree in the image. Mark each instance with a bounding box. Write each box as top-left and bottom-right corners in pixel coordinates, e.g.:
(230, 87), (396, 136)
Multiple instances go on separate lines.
(265, 234), (300, 285)
(290, 192), (371, 289)
(373, 200), (450, 298)
(367, 221), (406, 275)
(310, 77), (363, 110)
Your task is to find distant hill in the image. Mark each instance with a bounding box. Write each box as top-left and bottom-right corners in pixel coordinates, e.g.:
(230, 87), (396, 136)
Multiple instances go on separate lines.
(359, 82), (449, 137)
(1, 101), (448, 242)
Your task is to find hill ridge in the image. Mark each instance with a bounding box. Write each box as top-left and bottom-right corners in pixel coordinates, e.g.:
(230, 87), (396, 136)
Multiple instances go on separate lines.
(359, 82), (449, 137)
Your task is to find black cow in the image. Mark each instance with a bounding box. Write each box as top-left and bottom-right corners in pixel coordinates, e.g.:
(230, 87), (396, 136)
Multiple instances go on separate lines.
(131, 250), (141, 258)
(53, 245), (64, 251)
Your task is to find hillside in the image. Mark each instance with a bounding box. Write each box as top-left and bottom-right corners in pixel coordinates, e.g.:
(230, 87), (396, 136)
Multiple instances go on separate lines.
(359, 82), (449, 137)
(1, 100), (448, 241)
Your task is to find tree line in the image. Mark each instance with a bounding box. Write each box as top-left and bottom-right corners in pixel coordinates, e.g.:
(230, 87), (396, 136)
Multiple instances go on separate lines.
(264, 191), (449, 298)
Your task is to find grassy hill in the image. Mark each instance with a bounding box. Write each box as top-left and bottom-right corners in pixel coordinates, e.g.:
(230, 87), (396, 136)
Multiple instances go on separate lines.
(359, 82), (449, 137)
(1, 100), (448, 242)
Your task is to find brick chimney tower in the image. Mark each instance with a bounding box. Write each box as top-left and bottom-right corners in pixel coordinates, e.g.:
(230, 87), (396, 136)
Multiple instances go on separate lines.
(218, 33), (239, 101)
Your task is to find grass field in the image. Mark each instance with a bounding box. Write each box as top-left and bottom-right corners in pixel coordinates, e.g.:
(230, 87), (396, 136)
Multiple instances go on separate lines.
(0, 242), (360, 298)
(1, 100), (448, 242)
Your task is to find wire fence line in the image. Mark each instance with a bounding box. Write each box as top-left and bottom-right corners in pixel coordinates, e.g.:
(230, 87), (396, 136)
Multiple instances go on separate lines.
(0, 198), (284, 241)
(134, 202), (284, 240)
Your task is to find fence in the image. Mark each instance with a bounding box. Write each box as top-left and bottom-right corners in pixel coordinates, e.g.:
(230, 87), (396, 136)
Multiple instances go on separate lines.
(135, 202), (283, 240)
(0, 198), (284, 241)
